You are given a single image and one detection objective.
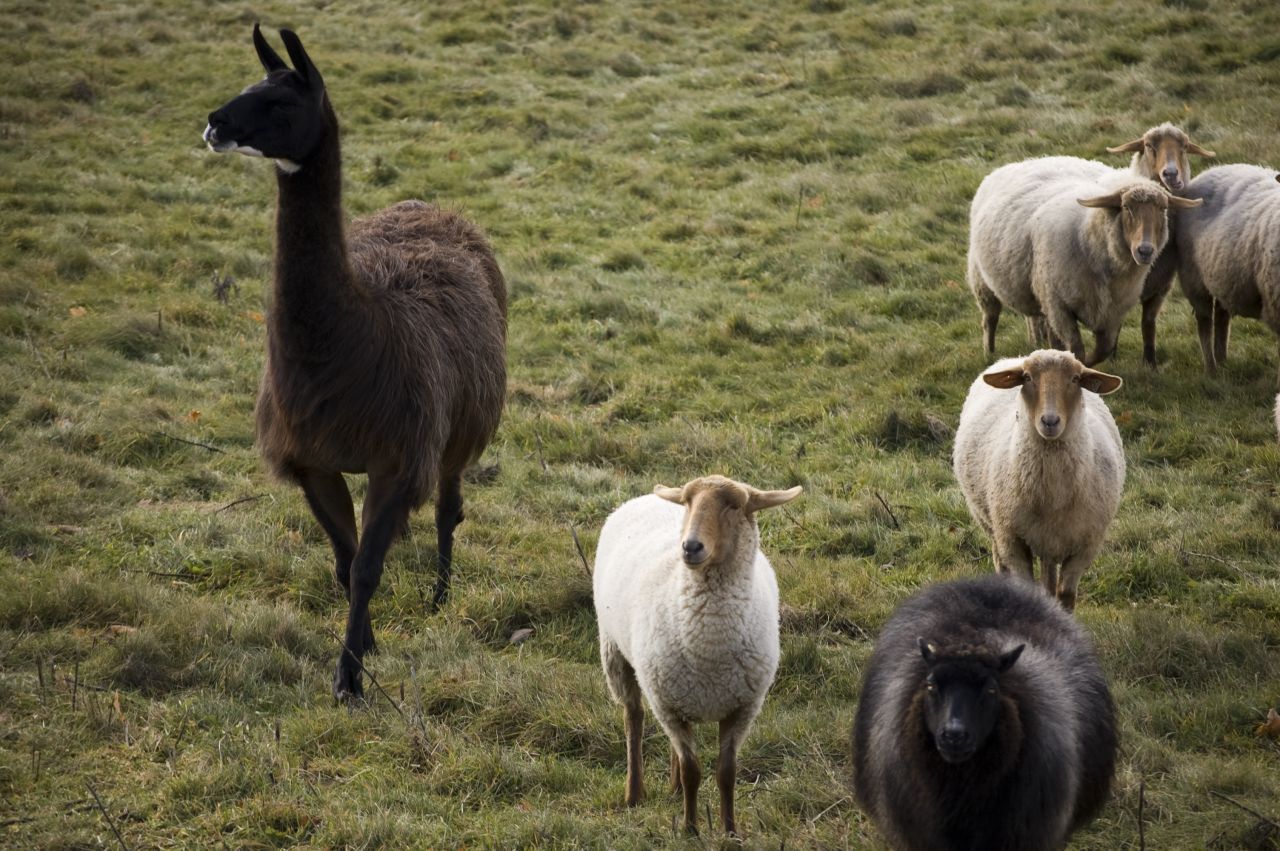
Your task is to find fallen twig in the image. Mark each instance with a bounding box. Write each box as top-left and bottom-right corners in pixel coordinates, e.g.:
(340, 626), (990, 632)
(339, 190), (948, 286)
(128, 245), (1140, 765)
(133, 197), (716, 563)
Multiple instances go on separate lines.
(154, 431), (224, 454)
(86, 782), (131, 851)
(323, 628), (405, 721)
(212, 494), (265, 513)
(1209, 789), (1280, 831)
(570, 526), (591, 578)
(873, 492), (900, 530)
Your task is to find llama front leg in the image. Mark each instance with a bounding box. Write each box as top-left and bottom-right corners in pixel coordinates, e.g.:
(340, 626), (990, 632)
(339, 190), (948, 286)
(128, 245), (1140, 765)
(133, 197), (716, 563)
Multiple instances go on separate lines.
(334, 473), (410, 701)
(432, 472), (465, 607)
(297, 469), (372, 653)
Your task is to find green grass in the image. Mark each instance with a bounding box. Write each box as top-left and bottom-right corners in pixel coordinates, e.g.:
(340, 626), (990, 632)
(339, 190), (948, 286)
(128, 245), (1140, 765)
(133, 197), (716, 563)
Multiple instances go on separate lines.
(3, 0), (1280, 847)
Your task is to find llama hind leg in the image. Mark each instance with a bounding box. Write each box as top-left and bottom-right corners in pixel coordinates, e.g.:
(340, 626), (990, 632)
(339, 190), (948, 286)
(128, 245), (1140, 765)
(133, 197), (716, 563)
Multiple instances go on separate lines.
(297, 469), (371, 654)
(432, 472), (465, 607)
(334, 472), (410, 701)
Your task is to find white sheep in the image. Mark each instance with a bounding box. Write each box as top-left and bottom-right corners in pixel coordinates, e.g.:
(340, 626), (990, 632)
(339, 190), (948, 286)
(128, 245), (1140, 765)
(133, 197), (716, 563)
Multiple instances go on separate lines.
(953, 349), (1125, 611)
(967, 156), (1201, 366)
(592, 475), (801, 836)
(1106, 123), (1216, 366)
(1172, 164), (1280, 375)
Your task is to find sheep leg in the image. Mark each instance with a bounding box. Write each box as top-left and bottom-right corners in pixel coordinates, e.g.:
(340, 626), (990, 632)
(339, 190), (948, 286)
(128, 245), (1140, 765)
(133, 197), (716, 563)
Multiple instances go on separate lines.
(600, 638), (645, 804)
(1084, 327), (1116, 367)
(669, 745), (681, 793)
(1188, 295), (1217, 374)
(1041, 560), (1060, 599)
(971, 279), (1002, 355)
(992, 536), (1034, 583)
(432, 472), (465, 607)
(717, 711), (746, 836)
(1212, 301), (1231, 367)
(1044, 302), (1085, 362)
(1056, 551), (1097, 612)
(1141, 250), (1176, 368)
(624, 700), (645, 807)
(297, 469), (371, 654)
(666, 720), (701, 834)
(334, 473), (410, 701)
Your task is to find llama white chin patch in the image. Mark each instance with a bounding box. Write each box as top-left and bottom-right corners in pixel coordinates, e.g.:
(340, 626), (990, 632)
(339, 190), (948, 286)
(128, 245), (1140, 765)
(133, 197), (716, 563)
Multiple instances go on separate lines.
(275, 159), (302, 174)
(202, 125), (264, 157)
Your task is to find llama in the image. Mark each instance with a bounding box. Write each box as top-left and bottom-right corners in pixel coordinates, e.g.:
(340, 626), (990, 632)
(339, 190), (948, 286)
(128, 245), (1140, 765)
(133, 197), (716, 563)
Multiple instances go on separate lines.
(204, 25), (507, 699)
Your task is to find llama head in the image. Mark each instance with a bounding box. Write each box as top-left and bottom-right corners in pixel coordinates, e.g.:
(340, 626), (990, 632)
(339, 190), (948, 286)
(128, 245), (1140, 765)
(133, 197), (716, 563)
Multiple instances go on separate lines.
(916, 638), (1024, 764)
(203, 25), (329, 172)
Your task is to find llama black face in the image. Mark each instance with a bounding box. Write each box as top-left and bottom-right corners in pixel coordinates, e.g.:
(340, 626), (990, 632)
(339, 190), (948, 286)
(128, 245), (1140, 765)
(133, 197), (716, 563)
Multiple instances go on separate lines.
(203, 25), (328, 170)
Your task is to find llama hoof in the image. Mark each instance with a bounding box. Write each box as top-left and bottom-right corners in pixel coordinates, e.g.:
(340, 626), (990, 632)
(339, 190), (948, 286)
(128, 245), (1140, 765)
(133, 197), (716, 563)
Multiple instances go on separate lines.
(332, 662), (364, 702)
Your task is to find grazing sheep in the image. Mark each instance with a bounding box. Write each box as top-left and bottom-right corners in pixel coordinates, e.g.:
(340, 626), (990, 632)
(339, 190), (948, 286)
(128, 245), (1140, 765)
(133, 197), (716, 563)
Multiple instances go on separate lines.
(593, 475), (801, 835)
(1171, 164), (1280, 376)
(967, 156), (1201, 365)
(852, 575), (1117, 851)
(1107, 123), (1216, 366)
(953, 350), (1124, 612)
(203, 26), (506, 700)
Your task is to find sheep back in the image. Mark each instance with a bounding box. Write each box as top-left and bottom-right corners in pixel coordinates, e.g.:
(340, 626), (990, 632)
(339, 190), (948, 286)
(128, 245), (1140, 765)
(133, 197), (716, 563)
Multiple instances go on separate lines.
(1175, 164), (1280, 325)
(593, 494), (780, 725)
(852, 575), (1117, 851)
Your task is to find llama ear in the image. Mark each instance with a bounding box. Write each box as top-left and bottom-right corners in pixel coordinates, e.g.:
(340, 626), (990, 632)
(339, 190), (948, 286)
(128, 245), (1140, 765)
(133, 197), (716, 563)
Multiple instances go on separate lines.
(998, 644), (1025, 672)
(252, 23), (288, 73)
(279, 28), (324, 90)
(918, 637), (938, 665)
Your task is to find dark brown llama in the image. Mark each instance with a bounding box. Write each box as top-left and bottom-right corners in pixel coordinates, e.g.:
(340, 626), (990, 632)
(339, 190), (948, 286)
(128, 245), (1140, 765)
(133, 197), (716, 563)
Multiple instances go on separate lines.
(203, 25), (507, 700)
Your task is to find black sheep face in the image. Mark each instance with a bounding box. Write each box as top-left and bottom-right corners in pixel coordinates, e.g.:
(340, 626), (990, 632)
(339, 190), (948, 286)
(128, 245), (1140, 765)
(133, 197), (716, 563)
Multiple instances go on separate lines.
(204, 24), (328, 171)
(917, 638), (1024, 764)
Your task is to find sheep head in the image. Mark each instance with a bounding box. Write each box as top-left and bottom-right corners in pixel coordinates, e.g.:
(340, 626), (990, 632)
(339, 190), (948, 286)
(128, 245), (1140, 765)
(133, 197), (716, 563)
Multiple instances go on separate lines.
(654, 476), (801, 567)
(1077, 183), (1202, 266)
(916, 638), (1024, 764)
(982, 349), (1121, 441)
(1107, 123), (1215, 192)
(204, 25), (329, 172)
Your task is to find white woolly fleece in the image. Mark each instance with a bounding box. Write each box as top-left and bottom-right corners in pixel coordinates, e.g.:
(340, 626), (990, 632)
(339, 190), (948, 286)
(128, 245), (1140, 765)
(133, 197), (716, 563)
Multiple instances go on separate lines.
(593, 494), (780, 728)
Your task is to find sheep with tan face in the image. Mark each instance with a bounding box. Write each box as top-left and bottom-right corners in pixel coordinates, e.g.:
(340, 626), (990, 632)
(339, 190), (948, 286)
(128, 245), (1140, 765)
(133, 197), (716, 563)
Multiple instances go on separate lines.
(967, 156), (1201, 366)
(953, 350), (1125, 612)
(1107, 123), (1216, 367)
(593, 475), (801, 836)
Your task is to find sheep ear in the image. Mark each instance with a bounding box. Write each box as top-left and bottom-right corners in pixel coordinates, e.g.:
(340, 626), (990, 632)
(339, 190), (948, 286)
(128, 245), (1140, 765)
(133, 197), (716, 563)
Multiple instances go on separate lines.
(1080, 369), (1122, 395)
(1077, 192), (1124, 209)
(1168, 196), (1204, 210)
(745, 485), (802, 513)
(1105, 137), (1145, 154)
(998, 644), (1025, 672)
(1185, 141), (1215, 158)
(279, 28), (324, 90)
(917, 637), (938, 665)
(253, 23), (288, 73)
(982, 368), (1026, 390)
(654, 485), (684, 504)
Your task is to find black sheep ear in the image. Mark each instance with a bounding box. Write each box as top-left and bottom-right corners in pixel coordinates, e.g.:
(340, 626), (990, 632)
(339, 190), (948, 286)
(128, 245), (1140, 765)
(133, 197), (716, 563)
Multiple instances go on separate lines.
(917, 637), (938, 665)
(253, 23), (288, 73)
(998, 644), (1025, 672)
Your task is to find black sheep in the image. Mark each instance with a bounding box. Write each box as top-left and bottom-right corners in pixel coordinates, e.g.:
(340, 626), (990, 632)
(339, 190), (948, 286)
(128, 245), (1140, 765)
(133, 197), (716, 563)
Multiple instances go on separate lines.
(852, 575), (1116, 850)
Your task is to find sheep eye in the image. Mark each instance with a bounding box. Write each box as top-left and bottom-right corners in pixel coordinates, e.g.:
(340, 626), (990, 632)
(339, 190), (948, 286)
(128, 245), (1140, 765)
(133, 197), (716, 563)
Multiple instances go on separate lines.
(1071, 375), (1080, 384)
(1022, 372), (1032, 383)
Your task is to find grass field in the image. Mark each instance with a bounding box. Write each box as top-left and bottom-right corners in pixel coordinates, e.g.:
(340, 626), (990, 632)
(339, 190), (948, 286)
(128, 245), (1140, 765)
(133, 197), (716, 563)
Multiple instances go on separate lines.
(3, 0), (1280, 847)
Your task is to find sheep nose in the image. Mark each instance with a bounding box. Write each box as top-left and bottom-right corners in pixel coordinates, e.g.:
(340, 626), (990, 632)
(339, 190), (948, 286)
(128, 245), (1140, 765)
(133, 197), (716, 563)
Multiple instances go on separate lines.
(1161, 167), (1181, 185)
(1040, 413), (1061, 430)
(1135, 243), (1154, 263)
(682, 540), (705, 560)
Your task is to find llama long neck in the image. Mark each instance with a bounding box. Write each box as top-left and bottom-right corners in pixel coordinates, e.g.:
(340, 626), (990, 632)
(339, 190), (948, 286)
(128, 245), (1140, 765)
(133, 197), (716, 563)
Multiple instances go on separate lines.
(270, 97), (360, 346)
